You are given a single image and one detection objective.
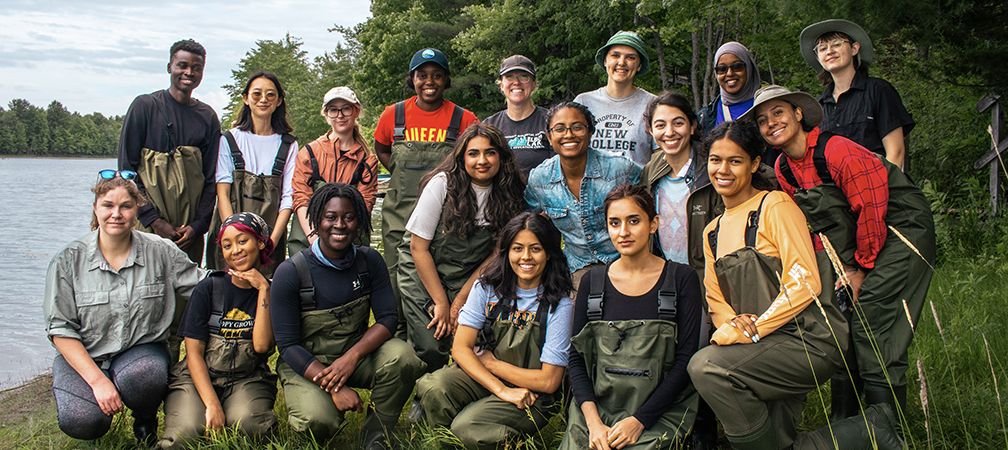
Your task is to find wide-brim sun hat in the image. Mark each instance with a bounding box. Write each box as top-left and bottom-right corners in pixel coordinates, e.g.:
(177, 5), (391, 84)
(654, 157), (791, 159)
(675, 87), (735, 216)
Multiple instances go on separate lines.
(799, 19), (875, 68)
(740, 84), (823, 128)
(594, 30), (650, 75)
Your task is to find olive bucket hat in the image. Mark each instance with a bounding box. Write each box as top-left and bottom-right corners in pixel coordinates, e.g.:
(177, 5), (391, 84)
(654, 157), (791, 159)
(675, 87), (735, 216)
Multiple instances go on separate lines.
(799, 19), (875, 68)
(595, 30), (650, 75)
(740, 84), (823, 128)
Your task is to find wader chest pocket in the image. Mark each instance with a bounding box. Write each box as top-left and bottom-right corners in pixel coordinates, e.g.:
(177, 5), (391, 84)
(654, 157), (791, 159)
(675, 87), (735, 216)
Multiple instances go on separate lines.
(403, 161), (430, 170)
(604, 367), (652, 378)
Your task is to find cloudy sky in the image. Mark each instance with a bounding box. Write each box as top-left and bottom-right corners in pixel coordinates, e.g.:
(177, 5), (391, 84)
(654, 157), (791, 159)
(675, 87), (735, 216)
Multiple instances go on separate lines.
(0, 0), (372, 117)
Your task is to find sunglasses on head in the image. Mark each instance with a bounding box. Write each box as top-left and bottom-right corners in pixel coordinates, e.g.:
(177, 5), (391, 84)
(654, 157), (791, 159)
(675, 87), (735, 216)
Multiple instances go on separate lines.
(714, 61), (747, 75)
(98, 169), (138, 181)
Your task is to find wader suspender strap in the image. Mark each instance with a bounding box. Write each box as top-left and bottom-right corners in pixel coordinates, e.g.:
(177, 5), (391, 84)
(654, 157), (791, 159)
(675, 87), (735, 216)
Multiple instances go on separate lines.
(305, 143), (325, 186)
(223, 132), (294, 176)
(707, 192), (771, 255)
(392, 101), (407, 143)
(776, 131), (837, 190)
(207, 272), (228, 335)
(484, 290), (551, 351)
(391, 101), (465, 144)
(586, 264), (680, 322)
(224, 131), (244, 171)
(291, 248), (373, 311)
(154, 91), (175, 152)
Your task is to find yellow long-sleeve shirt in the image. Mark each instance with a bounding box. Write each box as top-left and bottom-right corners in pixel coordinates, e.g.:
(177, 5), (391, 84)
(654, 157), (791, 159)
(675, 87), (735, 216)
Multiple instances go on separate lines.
(703, 190), (821, 345)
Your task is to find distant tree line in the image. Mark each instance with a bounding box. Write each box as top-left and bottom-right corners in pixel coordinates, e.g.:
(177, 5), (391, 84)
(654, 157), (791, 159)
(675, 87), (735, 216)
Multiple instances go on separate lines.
(0, 99), (122, 156)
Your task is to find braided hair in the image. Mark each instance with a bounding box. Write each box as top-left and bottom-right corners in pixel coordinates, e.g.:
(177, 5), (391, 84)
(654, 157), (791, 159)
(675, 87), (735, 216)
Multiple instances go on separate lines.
(306, 182), (371, 241)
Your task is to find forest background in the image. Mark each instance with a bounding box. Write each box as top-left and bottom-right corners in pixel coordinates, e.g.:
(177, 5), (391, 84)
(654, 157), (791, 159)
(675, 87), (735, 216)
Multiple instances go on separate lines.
(2, 0), (1008, 447)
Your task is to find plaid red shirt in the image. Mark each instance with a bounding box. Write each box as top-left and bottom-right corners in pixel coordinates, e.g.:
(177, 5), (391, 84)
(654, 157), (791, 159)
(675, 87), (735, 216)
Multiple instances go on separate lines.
(775, 127), (889, 269)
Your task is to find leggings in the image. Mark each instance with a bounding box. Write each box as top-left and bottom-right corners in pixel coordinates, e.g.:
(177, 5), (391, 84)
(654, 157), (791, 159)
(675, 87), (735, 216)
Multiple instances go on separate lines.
(51, 342), (169, 440)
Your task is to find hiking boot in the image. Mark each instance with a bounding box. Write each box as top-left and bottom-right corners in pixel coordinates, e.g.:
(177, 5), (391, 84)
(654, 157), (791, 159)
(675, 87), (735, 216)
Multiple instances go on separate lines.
(793, 403), (904, 450)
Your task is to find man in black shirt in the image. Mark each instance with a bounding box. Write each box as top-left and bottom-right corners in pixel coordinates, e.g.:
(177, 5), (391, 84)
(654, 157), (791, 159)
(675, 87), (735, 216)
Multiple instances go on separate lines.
(118, 39), (221, 264)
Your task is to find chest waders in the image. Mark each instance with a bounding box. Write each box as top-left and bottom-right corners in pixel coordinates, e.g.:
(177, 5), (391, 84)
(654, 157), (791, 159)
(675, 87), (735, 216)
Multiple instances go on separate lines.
(160, 274), (276, 448)
(287, 142), (375, 256)
(277, 248), (424, 447)
(398, 218), (495, 372)
(780, 133), (935, 418)
(137, 94), (206, 264)
(417, 297), (560, 448)
(205, 131), (295, 276)
(560, 263), (697, 450)
(381, 101), (464, 336)
(689, 193), (844, 449)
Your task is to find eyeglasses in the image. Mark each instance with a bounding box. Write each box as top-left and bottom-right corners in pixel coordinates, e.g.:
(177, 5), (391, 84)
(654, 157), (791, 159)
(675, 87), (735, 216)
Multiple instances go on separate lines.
(549, 123), (589, 135)
(98, 169), (138, 181)
(502, 73), (532, 83)
(325, 105), (356, 118)
(249, 90), (278, 102)
(815, 39), (851, 54)
(714, 62), (746, 75)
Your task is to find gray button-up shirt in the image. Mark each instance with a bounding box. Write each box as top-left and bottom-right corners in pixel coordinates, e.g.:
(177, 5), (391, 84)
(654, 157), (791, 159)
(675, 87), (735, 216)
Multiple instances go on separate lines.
(43, 230), (206, 361)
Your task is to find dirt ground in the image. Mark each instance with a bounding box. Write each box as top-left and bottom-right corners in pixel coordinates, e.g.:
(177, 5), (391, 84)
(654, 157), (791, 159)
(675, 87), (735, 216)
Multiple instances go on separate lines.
(0, 374), (52, 427)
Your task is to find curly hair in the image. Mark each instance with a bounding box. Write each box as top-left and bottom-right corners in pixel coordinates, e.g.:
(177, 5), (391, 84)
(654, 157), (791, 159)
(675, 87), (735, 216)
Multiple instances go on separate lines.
(233, 71), (294, 134)
(306, 183), (371, 242)
(169, 39), (206, 59)
(480, 212), (572, 311)
(420, 123), (525, 238)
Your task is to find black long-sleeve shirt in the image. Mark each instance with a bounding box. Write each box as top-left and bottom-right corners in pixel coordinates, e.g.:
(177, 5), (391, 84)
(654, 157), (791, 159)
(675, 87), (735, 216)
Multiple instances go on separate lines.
(568, 261), (702, 429)
(270, 248), (397, 376)
(117, 89), (220, 234)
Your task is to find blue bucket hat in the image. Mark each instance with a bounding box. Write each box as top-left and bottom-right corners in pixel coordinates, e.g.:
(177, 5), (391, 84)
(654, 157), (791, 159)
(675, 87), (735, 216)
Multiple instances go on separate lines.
(409, 48), (450, 73)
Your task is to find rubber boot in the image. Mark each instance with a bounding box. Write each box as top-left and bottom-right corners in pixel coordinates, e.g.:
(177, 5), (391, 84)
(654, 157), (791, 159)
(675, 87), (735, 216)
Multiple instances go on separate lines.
(865, 384), (907, 415)
(829, 373), (862, 420)
(362, 406), (398, 450)
(690, 398), (719, 450)
(726, 418), (778, 450)
(792, 404), (904, 450)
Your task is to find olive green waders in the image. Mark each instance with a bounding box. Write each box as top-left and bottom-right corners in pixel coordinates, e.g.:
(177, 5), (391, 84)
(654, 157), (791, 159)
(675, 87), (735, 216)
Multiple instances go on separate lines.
(278, 249), (424, 447)
(398, 221), (494, 372)
(139, 144), (205, 363)
(287, 143), (373, 256)
(160, 275), (277, 449)
(205, 132), (295, 276)
(381, 101), (464, 336)
(687, 193), (846, 449)
(779, 131), (936, 417)
(560, 263), (699, 450)
(417, 297), (558, 449)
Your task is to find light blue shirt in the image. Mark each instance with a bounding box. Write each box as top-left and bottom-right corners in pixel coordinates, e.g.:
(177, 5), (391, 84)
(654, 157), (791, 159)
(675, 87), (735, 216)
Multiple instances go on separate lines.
(458, 280), (573, 367)
(524, 148), (641, 271)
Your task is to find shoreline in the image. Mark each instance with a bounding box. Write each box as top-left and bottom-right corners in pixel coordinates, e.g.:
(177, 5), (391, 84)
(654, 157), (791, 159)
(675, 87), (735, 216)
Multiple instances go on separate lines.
(0, 372), (52, 427)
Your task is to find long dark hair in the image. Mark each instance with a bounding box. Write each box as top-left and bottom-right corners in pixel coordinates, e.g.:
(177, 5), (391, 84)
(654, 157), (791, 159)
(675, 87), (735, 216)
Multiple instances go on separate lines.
(233, 71), (294, 134)
(306, 183), (371, 241)
(480, 212), (572, 311)
(421, 123), (525, 237)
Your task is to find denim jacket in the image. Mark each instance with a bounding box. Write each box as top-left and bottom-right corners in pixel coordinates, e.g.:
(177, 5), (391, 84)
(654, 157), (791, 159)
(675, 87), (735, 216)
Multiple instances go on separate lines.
(525, 148), (641, 271)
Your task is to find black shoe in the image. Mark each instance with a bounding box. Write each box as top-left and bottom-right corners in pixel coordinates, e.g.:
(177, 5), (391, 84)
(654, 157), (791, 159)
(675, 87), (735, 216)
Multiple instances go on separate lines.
(132, 416), (158, 448)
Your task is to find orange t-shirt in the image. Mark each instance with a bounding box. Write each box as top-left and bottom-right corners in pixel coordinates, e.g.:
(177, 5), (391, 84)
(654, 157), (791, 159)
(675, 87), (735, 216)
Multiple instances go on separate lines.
(373, 96), (479, 146)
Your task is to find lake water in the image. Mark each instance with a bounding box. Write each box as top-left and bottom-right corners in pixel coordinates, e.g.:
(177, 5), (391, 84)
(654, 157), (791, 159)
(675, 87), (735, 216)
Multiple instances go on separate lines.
(0, 158), (388, 389)
(0, 157), (114, 388)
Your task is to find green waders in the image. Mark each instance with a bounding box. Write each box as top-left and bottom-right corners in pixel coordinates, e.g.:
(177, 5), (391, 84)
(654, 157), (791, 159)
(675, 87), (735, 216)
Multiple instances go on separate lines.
(397, 221), (495, 372)
(380, 101), (464, 337)
(160, 274), (277, 449)
(560, 263), (699, 450)
(277, 249), (424, 448)
(687, 193), (846, 449)
(779, 132), (936, 417)
(139, 144), (205, 363)
(287, 143), (373, 256)
(205, 131), (295, 276)
(416, 297), (558, 449)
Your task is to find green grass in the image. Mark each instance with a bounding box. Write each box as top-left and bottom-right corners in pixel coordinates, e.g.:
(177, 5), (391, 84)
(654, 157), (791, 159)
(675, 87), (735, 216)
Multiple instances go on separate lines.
(3, 254), (1007, 449)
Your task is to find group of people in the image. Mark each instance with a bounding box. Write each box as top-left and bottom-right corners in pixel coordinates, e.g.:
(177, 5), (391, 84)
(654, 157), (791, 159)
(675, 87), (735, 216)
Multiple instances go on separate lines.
(43, 17), (935, 450)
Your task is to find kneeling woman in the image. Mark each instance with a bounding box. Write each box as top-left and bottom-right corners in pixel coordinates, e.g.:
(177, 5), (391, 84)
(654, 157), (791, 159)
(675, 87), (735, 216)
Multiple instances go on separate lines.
(561, 184), (702, 450)
(160, 212), (277, 448)
(398, 123), (526, 372)
(416, 212), (573, 448)
(686, 121), (853, 449)
(271, 183), (424, 448)
(44, 172), (204, 444)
